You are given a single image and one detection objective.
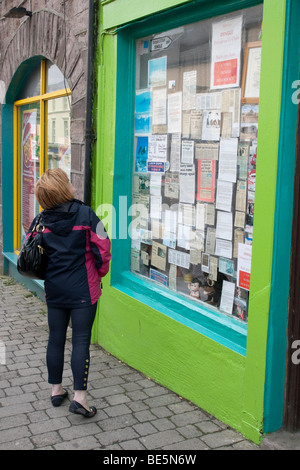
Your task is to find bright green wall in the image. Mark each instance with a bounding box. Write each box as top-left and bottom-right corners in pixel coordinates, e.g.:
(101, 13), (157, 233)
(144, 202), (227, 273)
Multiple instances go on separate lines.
(92, 0), (289, 444)
(102, 0), (192, 30)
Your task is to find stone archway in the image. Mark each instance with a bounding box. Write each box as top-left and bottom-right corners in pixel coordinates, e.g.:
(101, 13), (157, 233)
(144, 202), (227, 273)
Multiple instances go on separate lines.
(0, 9), (87, 198)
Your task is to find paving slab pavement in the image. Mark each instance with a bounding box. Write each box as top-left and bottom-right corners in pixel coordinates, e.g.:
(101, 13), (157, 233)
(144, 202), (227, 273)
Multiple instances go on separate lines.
(0, 274), (294, 451)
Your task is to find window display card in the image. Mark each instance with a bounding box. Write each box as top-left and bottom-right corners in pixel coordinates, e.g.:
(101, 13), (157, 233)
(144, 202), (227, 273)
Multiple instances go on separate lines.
(197, 159), (216, 203)
(202, 110), (221, 141)
(168, 248), (190, 269)
(237, 242), (252, 290)
(216, 180), (233, 212)
(168, 91), (182, 133)
(150, 195), (162, 219)
(151, 219), (163, 240)
(205, 227), (216, 254)
(209, 256), (218, 282)
(234, 210), (246, 228)
(135, 136), (149, 173)
(150, 268), (168, 286)
(148, 56), (167, 88)
(151, 241), (167, 271)
(205, 203), (215, 226)
(131, 249), (140, 272)
(201, 253), (210, 273)
(195, 143), (219, 160)
(150, 173), (162, 196)
(234, 228), (244, 258)
(216, 211), (233, 241)
(238, 142), (250, 180)
(210, 15), (242, 89)
(215, 238), (232, 259)
(148, 135), (168, 161)
(220, 280), (236, 314)
(182, 112), (191, 138)
(183, 70), (197, 110)
(136, 89), (152, 114)
(196, 92), (222, 110)
(179, 164), (195, 204)
(163, 210), (177, 249)
(221, 112), (232, 138)
(170, 133), (181, 171)
(196, 203), (205, 231)
(190, 249), (202, 265)
(177, 224), (191, 250)
(235, 180), (247, 212)
(169, 264), (177, 290)
(190, 111), (203, 140)
(179, 203), (195, 227)
(218, 138), (238, 183)
(133, 174), (150, 194)
(181, 140), (194, 164)
(164, 173), (179, 199)
(219, 257), (234, 276)
(221, 88), (241, 137)
(152, 88), (167, 126)
(135, 113), (152, 135)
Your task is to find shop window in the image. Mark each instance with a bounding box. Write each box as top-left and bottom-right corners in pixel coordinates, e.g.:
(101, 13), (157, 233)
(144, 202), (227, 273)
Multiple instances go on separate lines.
(131, 4), (263, 323)
(14, 59), (71, 248)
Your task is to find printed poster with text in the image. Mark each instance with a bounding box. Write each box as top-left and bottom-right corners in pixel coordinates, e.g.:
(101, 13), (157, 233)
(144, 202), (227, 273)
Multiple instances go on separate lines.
(211, 16), (242, 90)
(22, 109), (37, 234)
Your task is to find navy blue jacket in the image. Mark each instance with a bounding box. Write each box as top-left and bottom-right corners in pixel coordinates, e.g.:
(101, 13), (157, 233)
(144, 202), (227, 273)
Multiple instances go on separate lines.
(27, 199), (111, 308)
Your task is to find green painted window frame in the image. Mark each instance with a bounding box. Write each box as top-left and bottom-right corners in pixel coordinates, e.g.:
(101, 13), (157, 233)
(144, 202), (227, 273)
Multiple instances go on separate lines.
(111, 0), (268, 356)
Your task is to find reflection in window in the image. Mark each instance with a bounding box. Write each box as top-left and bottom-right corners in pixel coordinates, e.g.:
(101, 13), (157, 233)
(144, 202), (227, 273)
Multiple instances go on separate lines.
(47, 96), (71, 179)
(46, 62), (69, 93)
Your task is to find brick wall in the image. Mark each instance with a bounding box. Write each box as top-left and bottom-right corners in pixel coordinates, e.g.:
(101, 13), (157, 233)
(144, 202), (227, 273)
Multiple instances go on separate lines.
(0, 0), (90, 270)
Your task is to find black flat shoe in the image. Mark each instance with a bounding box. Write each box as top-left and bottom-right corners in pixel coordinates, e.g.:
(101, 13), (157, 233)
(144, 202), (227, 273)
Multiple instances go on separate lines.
(51, 388), (68, 407)
(69, 400), (97, 418)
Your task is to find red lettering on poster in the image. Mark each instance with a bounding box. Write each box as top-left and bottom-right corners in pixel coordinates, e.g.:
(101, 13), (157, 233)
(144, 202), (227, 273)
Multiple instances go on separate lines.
(213, 58), (237, 87)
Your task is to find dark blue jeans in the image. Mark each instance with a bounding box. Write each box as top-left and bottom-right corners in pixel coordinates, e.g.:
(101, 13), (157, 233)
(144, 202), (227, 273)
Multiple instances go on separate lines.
(46, 303), (97, 391)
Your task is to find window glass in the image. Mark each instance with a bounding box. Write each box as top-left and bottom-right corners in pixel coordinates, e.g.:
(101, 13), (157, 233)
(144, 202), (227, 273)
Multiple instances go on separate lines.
(46, 62), (69, 92)
(131, 4), (263, 322)
(47, 96), (71, 179)
(20, 102), (41, 242)
(15, 60), (72, 251)
(18, 64), (41, 99)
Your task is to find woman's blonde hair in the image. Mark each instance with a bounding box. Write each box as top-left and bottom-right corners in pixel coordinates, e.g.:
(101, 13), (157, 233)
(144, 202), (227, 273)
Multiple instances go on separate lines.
(35, 168), (74, 209)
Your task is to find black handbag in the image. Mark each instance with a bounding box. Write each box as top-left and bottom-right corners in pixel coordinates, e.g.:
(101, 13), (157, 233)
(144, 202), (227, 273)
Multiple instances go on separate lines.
(17, 213), (48, 280)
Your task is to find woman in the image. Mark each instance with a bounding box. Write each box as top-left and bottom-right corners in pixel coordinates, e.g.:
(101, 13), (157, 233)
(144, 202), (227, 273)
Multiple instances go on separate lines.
(27, 169), (111, 418)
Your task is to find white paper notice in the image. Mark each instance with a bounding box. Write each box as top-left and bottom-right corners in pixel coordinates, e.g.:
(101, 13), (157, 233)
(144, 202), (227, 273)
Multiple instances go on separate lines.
(179, 164), (195, 204)
(168, 92), (182, 134)
(215, 238), (232, 259)
(181, 140), (194, 164)
(218, 138), (238, 183)
(216, 180), (233, 212)
(183, 70), (197, 110)
(170, 133), (181, 172)
(216, 211), (233, 241)
(152, 88), (167, 126)
(168, 249), (190, 269)
(148, 135), (168, 161)
(220, 280), (235, 314)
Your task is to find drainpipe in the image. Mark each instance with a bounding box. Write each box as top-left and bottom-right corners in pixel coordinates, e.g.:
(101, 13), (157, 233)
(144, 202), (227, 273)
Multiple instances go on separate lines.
(84, 0), (98, 206)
